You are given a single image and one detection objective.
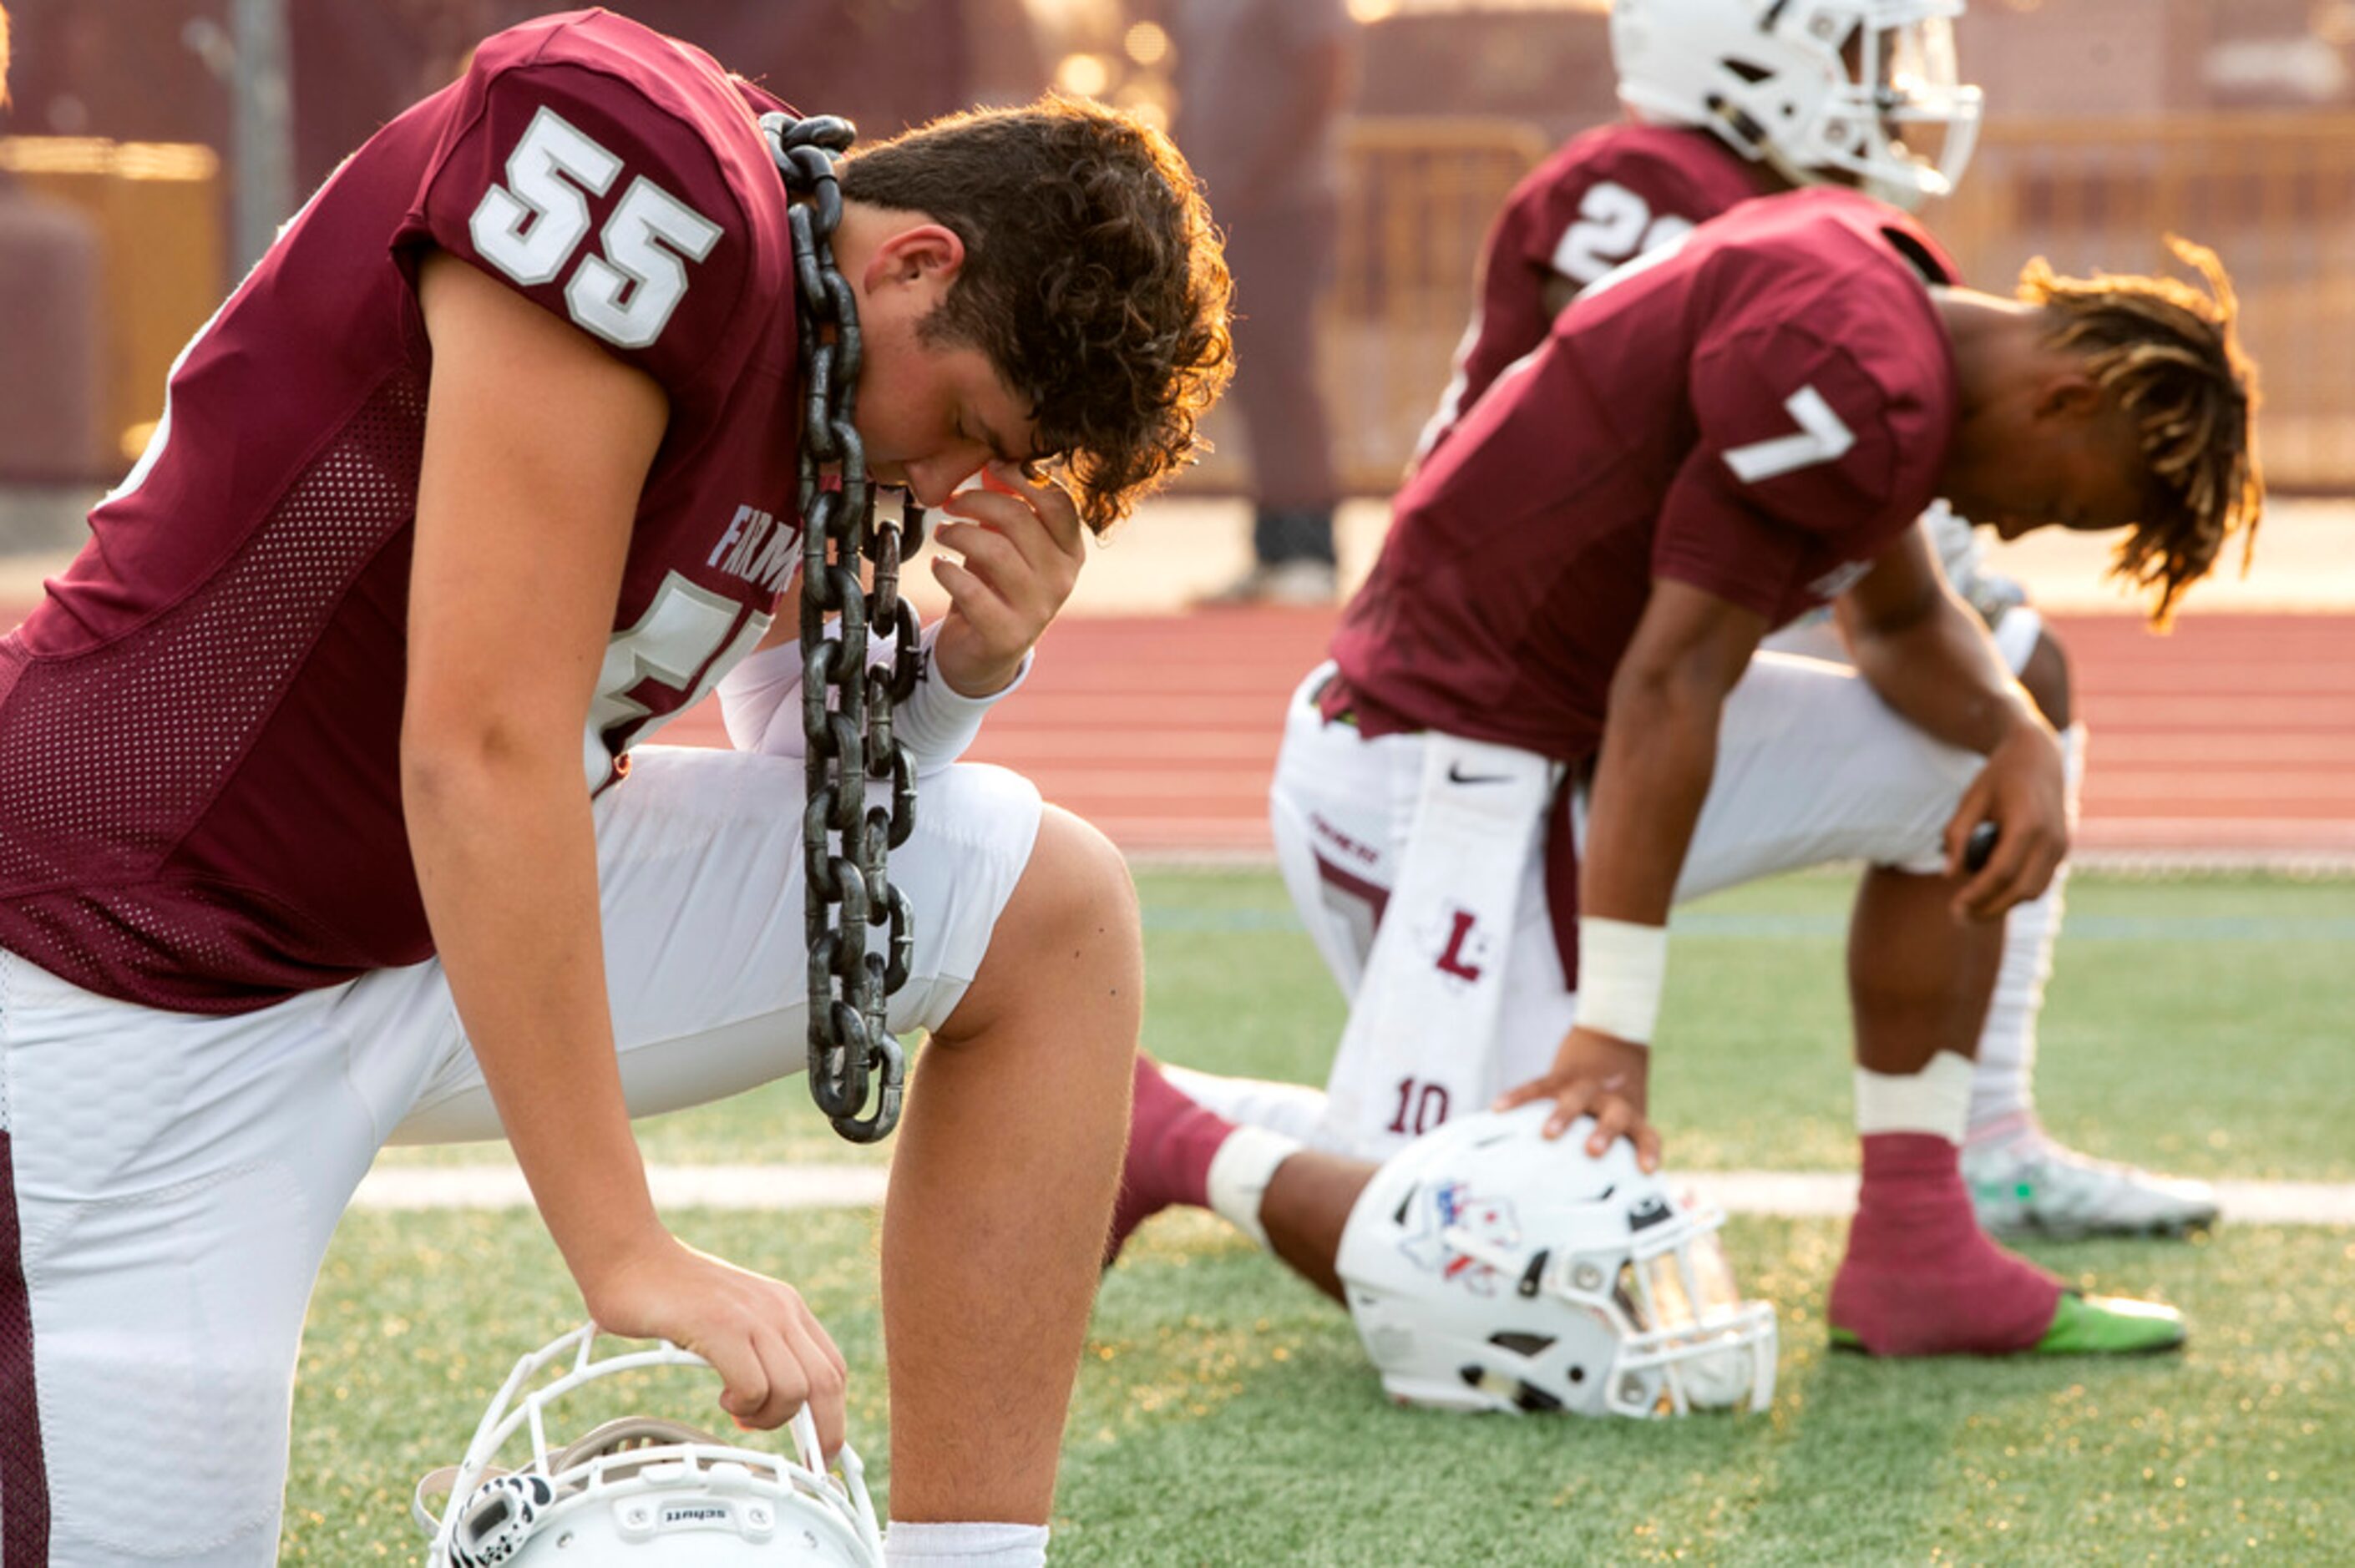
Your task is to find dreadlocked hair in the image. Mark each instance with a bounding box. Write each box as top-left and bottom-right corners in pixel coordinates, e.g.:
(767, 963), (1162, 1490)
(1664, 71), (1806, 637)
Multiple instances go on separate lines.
(841, 95), (1233, 534)
(2018, 238), (2262, 627)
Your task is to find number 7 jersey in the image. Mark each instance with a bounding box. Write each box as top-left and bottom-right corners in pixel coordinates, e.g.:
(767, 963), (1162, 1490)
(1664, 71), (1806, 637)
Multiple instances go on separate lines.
(0, 11), (803, 1011)
(1331, 188), (1962, 763)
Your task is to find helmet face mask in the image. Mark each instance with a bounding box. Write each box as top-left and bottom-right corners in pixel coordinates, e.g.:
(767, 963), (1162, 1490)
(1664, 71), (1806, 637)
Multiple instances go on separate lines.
(1336, 1107), (1778, 1419)
(418, 1325), (884, 1566)
(1611, 0), (1985, 212)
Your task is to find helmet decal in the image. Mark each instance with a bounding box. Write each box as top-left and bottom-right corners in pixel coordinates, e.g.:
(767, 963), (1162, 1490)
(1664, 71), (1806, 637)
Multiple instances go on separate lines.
(1401, 1181), (1523, 1296)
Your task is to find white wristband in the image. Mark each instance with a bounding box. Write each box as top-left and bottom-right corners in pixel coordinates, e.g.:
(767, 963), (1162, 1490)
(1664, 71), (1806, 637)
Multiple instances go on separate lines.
(1575, 916), (1669, 1045)
(894, 620), (1031, 771)
(711, 619), (1031, 775)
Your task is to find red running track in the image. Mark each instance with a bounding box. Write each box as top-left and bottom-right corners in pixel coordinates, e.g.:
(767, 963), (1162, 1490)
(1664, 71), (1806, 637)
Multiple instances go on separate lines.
(659, 609), (2355, 862)
(3, 594), (2344, 859)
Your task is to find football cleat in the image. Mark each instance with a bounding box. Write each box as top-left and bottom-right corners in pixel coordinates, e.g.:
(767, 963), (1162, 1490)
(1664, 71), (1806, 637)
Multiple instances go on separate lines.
(1831, 1290), (2185, 1358)
(1963, 1136), (2222, 1239)
(2029, 1292), (2187, 1355)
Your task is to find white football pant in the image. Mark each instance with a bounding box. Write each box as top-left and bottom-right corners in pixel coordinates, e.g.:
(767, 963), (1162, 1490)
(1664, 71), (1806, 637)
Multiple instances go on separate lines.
(1212, 650), (1984, 1162)
(1766, 603), (2069, 1139)
(0, 746), (1039, 1566)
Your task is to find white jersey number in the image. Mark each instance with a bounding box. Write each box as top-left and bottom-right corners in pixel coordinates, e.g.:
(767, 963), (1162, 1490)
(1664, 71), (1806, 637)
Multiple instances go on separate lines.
(1723, 386), (1859, 484)
(584, 571), (771, 787)
(1552, 181), (1697, 287)
(470, 107), (722, 349)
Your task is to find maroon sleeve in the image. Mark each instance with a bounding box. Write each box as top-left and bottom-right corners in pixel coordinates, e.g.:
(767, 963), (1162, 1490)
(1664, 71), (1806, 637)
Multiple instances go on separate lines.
(1690, 322), (1903, 530)
(1650, 443), (1809, 620)
(1652, 322), (1905, 616)
(1518, 137), (1717, 291)
(397, 48), (754, 396)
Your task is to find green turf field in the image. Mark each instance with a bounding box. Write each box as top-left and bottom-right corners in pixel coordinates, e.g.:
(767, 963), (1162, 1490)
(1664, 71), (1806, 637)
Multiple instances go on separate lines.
(313, 870), (2355, 1562)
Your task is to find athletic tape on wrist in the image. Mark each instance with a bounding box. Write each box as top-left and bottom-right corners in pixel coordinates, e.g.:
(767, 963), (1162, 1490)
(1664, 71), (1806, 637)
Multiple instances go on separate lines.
(712, 621), (1031, 771)
(895, 621), (1032, 767)
(1574, 916), (1669, 1045)
(1205, 1125), (1300, 1252)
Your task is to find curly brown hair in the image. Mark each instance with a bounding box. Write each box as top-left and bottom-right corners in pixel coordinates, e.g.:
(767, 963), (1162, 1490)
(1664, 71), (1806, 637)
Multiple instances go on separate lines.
(2020, 239), (2262, 627)
(841, 95), (1234, 534)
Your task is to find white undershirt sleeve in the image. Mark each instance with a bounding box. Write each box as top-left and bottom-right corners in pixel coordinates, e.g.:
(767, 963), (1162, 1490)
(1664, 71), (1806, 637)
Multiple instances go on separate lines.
(712, 614), (1031, 775)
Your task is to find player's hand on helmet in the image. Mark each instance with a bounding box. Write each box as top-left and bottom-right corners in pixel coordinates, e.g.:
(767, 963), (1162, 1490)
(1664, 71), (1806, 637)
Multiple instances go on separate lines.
(1494, 1025), (1661, 1172)
(577, 1233), (849, 1453)
(1946, 716), (2068, 922)
(928, 461), (1084, 699)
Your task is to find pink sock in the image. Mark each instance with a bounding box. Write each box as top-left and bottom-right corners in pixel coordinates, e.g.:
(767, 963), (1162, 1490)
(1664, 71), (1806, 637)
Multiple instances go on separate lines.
(1830, 1133), (2063, 1356)
(1105, 1056), (1235, 1266)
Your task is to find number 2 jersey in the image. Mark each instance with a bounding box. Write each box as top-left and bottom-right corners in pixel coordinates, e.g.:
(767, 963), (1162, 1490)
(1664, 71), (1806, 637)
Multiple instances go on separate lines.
(1421, 122), (1767, 458)
(0, 11), (803, 1012)
(1328, 188), (1962, 763)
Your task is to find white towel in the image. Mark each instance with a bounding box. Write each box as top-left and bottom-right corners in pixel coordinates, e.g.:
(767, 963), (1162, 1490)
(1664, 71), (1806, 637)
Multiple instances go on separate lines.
(1320, 731), (1553, 1161)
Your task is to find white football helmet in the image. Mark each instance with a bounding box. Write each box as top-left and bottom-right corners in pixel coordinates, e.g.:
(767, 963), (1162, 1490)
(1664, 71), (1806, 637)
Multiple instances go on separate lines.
(1335, 1106), (1777, 1418)
(1610, 0), (1984, 211)
(416, 1324), (884, 1566)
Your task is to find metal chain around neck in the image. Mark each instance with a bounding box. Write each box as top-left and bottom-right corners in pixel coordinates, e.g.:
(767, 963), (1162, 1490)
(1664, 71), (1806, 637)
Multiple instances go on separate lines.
(765, 110), (924, 1145)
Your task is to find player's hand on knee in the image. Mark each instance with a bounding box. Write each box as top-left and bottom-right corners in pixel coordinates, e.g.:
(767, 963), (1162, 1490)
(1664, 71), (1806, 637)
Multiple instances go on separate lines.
(929, 461), (1085, 698)
(1947, 721), (2068, 920)
(1493, 1025), (1660, 1172)
(577, 1233), (850, 1451)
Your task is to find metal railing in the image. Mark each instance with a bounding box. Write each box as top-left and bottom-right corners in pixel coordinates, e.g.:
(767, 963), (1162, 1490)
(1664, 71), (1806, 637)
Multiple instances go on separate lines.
(1940, 114), (2355, 493)
(10, 114), (2347, 496)
(1187, 117), (1551, 496)
(0, 137), (225, 477)
(1188, 114), (2355, 498)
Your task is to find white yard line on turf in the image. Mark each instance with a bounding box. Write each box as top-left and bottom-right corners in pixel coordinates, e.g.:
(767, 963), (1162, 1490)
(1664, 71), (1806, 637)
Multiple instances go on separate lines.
(358, 1163), (892, 1211)
(355, 1163), (2355, 1227)
(1680, 1172), (2355, 1227)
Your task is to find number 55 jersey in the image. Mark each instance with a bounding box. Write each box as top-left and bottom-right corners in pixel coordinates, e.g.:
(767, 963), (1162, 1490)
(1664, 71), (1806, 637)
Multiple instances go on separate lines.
(1328, 188), (1962, 765)
(0, 10), (803, 1012)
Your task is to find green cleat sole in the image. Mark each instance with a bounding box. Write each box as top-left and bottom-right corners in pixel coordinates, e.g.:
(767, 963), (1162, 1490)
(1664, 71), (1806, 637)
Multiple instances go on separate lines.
(2032, 1291), (2187, 1356)
(1827, 1292), (2187, 1358)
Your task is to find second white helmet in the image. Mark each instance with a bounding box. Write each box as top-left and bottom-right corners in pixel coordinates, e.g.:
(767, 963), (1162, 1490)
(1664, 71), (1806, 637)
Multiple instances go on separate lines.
(1610, 0), (1984, 210)
(1336, 1105), (1777, 1419)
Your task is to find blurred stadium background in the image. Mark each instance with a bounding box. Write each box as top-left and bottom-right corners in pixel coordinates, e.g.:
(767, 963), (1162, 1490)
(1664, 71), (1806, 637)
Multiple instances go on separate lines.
(3, 0), (2352, 867)
(5, 9), (2350, 1560)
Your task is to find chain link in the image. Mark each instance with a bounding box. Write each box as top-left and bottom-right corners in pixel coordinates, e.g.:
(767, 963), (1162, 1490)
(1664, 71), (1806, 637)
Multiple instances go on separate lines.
(766, 111), (925, 1145)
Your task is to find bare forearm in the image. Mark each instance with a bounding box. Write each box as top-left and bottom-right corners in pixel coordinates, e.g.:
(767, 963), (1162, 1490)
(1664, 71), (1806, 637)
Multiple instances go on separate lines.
(1850, 605), (2041, 756)
(1583, 678), (1724, 924)
(404, 747), (661, 1279)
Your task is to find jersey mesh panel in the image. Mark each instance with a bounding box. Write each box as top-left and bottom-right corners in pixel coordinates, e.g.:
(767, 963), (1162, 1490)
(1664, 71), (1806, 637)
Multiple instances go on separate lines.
(0, 372), (426, 983)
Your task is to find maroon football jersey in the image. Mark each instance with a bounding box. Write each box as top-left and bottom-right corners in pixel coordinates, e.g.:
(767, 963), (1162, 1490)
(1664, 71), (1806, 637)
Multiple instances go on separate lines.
(1422, 123), (1765, 457)
(1331, 188), (1962, 766)
(0, 11), (803, 1011)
